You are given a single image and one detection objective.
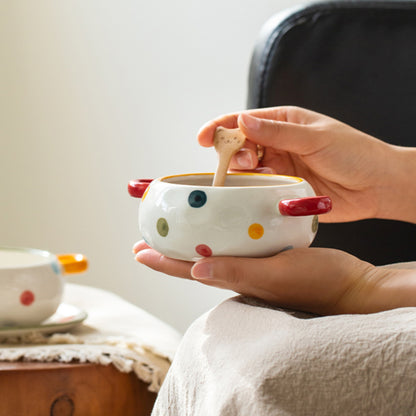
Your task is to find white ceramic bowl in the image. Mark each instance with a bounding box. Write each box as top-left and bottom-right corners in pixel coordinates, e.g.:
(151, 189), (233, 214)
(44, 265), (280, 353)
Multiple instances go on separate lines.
(0, 247), (87, 326)
(129, 173), (331, 261)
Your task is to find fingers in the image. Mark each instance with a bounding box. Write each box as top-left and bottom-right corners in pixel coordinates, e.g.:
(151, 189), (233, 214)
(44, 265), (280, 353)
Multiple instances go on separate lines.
(238, 113), (325, 156)
(197, 106), (319, 147)
(132, 240), (150, 254)
(198, 107), (330, 175)
(229, 166), (277, 175)
(133, 240), (194, 278)
(190, 253), (293, 303)
(197, 114), (240, 147)
(190, 248), (362, 314)
(230, 145), (258, 170)
(197, 107), (290, 147)
(135, 248), (194, 279)
(133, 242), (370, 314)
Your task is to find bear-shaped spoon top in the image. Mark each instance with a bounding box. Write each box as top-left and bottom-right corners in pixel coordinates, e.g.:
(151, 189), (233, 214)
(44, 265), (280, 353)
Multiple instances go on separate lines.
(212, 127), (246, 186)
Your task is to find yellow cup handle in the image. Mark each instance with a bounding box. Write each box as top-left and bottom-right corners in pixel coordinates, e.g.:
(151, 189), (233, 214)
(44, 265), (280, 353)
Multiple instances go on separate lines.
(57, 254), (88, 274)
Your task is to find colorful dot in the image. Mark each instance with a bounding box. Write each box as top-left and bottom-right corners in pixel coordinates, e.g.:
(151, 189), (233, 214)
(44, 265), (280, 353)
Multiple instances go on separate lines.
(279, 245), (294, 253)
(195, 244), (212, 257)
(248, 223), (264, 239)
(188, 190), (207, 208)
(157, 218), (169, 237)
(20, 290), (35, 306)
(312, 215), (319, 233)
(51, 261), (61, 275)
(142, 186), (150, 201)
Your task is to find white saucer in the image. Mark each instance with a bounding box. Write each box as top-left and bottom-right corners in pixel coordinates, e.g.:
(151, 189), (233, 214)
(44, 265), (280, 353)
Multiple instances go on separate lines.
(0, 303), (87, 337)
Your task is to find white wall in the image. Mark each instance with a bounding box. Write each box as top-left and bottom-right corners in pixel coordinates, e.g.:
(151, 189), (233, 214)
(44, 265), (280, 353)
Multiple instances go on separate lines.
(0, 0), (295, 333)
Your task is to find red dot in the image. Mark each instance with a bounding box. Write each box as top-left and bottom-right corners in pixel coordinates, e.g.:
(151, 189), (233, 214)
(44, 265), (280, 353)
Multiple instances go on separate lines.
(20, 290), (35, 306)
(195, 244), (212, 257)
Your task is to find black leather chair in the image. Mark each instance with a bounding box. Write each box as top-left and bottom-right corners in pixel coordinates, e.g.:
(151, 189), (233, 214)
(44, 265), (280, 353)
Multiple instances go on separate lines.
(248, 0), (416, 265)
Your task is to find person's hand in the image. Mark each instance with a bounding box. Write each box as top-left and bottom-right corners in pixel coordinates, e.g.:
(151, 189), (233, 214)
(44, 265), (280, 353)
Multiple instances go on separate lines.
(198, 106), (416, 223)
(133, 240), (416, 315)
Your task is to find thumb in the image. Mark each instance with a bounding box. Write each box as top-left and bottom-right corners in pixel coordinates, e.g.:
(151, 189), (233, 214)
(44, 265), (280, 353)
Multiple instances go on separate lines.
(238, 112), (324, 156)
(191, 256), (269, 292)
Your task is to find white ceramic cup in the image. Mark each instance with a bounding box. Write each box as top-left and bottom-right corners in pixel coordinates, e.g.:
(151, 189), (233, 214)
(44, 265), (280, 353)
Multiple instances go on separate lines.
(0, 247), (88, 326)
(128, 173), (332, 261)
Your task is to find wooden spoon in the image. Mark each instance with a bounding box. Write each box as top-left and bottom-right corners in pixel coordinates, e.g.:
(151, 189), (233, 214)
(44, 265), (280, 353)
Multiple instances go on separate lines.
(212, 127), (246, 186)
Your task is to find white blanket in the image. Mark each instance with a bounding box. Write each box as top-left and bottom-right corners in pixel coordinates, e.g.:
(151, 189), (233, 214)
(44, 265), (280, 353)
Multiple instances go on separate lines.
(152, 265), (416, 415)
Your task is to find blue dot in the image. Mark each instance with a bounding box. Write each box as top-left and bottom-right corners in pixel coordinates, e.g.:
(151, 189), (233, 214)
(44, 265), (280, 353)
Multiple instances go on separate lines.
(51, 261), (61, 275)
(188, 190), (207, 208)
(279, 245), (294, 254)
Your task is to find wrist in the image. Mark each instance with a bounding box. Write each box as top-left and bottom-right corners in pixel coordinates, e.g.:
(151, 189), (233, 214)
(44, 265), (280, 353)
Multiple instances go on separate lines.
(339, 264), (416, 314)
(376, 145), (416, 223)
(364, 267), (416, 312)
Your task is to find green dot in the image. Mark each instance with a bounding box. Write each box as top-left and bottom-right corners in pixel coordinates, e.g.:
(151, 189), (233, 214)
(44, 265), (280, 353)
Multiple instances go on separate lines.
(312, 215), (319, 234)
(157, 218), (169, 237)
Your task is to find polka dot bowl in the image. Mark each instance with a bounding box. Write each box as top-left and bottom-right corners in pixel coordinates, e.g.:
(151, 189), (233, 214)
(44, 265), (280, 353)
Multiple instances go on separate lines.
(0, 247), (88, 326)
(128, 173), (332, 261)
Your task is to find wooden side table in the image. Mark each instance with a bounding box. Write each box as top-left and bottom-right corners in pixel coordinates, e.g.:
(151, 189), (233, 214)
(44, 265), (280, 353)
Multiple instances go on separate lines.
(0, 361), (157, 416)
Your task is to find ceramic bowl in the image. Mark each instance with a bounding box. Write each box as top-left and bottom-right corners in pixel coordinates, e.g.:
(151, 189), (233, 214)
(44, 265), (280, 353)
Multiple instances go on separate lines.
(0, 247), (88, 326)
(128, 173), (332, 261)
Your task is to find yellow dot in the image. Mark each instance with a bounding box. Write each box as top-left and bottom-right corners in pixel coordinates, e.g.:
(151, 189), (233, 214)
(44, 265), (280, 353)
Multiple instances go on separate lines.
(248, 223), (264, 239)
(142, 186), (150, 201)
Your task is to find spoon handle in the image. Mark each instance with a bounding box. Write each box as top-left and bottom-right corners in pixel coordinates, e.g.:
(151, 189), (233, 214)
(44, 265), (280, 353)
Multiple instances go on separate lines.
(212, 151), (234, 186)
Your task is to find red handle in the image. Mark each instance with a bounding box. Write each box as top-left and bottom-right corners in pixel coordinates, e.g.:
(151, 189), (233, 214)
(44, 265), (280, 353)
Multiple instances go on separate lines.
(128, 179), (153, 198)
(279, 196), (332, 216)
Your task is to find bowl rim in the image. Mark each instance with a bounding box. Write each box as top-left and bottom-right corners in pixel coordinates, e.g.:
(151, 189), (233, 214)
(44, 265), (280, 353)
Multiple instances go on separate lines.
(0, 246), (56, 270)
(158, 172), (304, 188)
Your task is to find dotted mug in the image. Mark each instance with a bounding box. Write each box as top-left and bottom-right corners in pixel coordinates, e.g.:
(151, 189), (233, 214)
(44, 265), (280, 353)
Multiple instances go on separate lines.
(0, 247), (87, 326)
(128, 173), (332, 261)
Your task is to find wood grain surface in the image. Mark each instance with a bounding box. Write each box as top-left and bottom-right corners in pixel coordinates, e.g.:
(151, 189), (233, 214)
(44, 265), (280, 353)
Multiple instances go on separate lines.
(0, 361), (157, 416)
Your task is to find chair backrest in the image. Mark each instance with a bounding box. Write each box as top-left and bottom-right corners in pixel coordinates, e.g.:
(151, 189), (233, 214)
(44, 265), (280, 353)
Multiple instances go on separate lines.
(248, 0), (416, 265)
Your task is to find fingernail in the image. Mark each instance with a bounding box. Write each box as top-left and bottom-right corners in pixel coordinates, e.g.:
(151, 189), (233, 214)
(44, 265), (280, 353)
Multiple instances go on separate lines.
(240, 113), (261, 131)
(191, 262), (213, 280)
(235, 150), (255, 169)
(135, 253), (143, 263)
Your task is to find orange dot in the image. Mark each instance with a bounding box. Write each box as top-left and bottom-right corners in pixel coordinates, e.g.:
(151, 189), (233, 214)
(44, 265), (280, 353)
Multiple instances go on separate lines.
(248, 223), (264, 239)
(142, 186), (150, 201)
